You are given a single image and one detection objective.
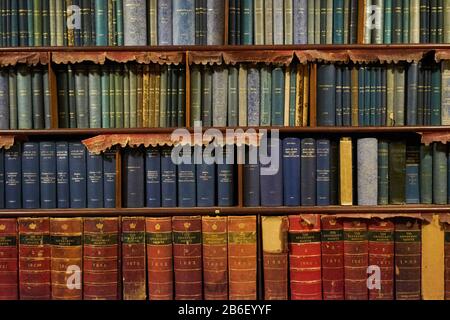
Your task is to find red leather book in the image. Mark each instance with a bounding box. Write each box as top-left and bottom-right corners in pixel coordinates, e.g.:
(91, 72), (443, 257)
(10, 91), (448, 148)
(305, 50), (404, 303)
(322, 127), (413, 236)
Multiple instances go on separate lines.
(83, 217), (119, 300)
(50, 218), (83, 300)
(368, 219), (394, 300)
(262, 216), (288, 300)
(146, 217), (173, 300)
(446, 223), (450, 300)
(395, 219), (421, 300)
(288, 214), (322, 300)
(18, 218), (51, 300)
(172, 216), (202, 300)
(202, 216), (228, 300)
(0, 218), (18, 300)
(122, 217), (146, 300)
(343, 219), (368, 300)
(228, 215), (257, 300)
(321, 216), (344, 300)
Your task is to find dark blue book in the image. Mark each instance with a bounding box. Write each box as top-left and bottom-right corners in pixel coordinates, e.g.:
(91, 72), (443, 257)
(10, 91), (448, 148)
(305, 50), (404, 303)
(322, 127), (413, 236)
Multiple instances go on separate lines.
(329, 140), (339, 205)
(369, 67), (376, 126)
(380, 68), (387, 126)
(103, 148), (116, 208)
(122, 148), (144, 208)
(161, 147), (177, 207)
(69, 142), (87, 208)
(317, 64), (336, 126)
(406, 62), (418, 126)
(405, 145), (420, 204)
(243, 145), (260, 206)
(301, 138), (316, 205)
(56, 142), (69, 209)
(364, 67), (371, 126)
(316, 139), (331, 206)
(5, 143), (21, 208)
(375, 68), (381, 126)
(282, 137), (300, 206)
(0, 149), (4, 208)
(39, 141), (56, 209)
(358, 66), (365, 126)
(145, 147), (161, 208)
(177, 150), (196, 207)
(260, 139), (283, 207)
(431, 63), (441, 125)
(87, 151), (104, 208)
(196, 160), (215, 207)
(217, 145), (234, 206)
(335, 66), (343, 126)
(21, 142), (39, 209)
(342, 66), (352, 126)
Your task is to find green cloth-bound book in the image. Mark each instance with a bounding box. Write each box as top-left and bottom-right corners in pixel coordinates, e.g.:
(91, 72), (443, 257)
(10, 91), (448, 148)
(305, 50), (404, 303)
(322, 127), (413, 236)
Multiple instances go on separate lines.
(101, 66), (110, 128)
(228, 66), (239, 126)
(74, 65), (89, 128)
(17, 66), (33, 129)
(115, 0), (124, 45)
(320, 0), (327, 44)
(49, 0), (57, 46)
(34, 0), (43, 46)
(43, 70), (51, 128)
(420, 144), (433, 203)
(260, 66), (272, 126)
(177, 66), (186, 127)
(123, 65), (130, 128)
(109, 66), (116, 128)
(8, 68), (17, 129)
(27, 0), (34, 46)
(393, 65), (405, 125)
(114, 65), (124, 128)
(289, 66), (297, 126)
(392, 0), (403, 43)
(190, 65), (202, 126)
(432, 142), (448, 204)
(389, 141), (406, 204)
(67, 65), (77, 128)
(31, 67), (44, 129)
(333, 0), (344, 44)
(159, 65), (167, 128)
(384, 0), (392, 43)
(129, 64), (138, 128)
(88, 65), (102, 128)
(402, 0), (410, 43)
(271, 67), (285, 126)
(202, 66), (213, 127)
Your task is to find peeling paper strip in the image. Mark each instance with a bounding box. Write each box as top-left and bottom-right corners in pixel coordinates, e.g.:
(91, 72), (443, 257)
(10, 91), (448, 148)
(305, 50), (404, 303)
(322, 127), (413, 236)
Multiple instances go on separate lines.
(222, 50), (294, 66)
(295, 50), (349, 64)
(347, 49), (426, 64)
(329, 213), (426, 220)
(434, 50), (450, 62)
(52, 51), (184, 65)
(419, 132), (450, 145)
(0, 52), (49, 66)
(438, 213), (450, 224)
(0, 136), (15, 149)
(188, 51), (223, 65)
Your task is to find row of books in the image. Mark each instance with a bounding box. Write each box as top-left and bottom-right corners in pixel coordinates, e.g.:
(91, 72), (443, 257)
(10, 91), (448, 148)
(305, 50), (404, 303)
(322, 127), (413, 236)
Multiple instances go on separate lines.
(122, 147), (235, 208)
(0, 215), (442, 300)
(364, 0), (450, 44)
(317, 62), (444, 127)
(0, 142), (116, 209)
(190, 64), (310, 127)
(56, 63), (186, 129)
(0, 66), (51, 130)
(244, 137), (450, 207)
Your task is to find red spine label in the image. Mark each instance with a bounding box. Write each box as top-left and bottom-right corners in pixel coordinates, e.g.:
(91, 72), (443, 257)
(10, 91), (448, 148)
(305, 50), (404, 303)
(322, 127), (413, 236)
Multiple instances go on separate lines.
(0, 218), (17, 300)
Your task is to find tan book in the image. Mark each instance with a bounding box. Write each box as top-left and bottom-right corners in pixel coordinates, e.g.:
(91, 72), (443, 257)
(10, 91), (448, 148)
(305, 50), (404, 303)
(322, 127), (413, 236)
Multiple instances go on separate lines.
(351, 68), (359, 126)
(154, 66), (161, 127)
(295, 64), (304, 126)
(339, 137), (353, 205)
(302, 65), (309, 126)
(410, 0), (420, 43)
(386, 66), (395, 126)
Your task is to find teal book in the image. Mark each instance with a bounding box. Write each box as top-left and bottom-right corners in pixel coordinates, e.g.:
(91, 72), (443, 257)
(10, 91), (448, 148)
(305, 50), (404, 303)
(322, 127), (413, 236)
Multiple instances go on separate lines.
(95, 0), (108, 45)
(394, 66), (405, 126)
(201, 66), (213, 127)
(228, 66), (238, 126)
(289, 67), (297, 126)
(67, 65), (77, 128)
(123, 65), (130, 128)
(271, 67), (285, 126)
(18, 0), (28, 46)
(74, 65), (89, 128)
(10, 0), (19, 46)
(17, 66), (32, 129)
(49, 0), (57, 46)
(8, 68), (17, 129)
(392, 0), (402, 43)
(27, 0), (34, 46)
(431, 64), (441, 125)
(320, 0), (327, 43)
(333, 0), (344, 43)
(420, 144), (432, 203)
(389, 141), (406, 204)
(177, 66), (186, 126)
(190, 65), (201, 126)
(57, 66), (69, 128)
(43, 70), (51, 128)
(115, 0), (124, 45)
(433, 142), (448, 204)
(159, 65), (167, 128)
(114, 65), (124, 128)
(378, 140), (389, 204)
(31, 67), (44, 129)
(101, 66), (110, 128)
(212, 66), (228, 127)
(129, 65), (137, 128)
(88, 65), (101, 128)
(241, 0), (254, 44)
(384, 0), (392, 43)
(109, 67), (116, 128)
(260, 66), (272, 126)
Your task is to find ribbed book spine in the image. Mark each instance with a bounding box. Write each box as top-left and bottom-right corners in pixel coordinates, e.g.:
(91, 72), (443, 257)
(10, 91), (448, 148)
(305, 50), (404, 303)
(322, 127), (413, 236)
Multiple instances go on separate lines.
(0, 218), (17, 300)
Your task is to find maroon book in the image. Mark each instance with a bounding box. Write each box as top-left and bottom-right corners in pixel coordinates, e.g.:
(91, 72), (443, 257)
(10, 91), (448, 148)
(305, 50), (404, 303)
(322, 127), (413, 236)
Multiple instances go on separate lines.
(0, 218), (17, 300)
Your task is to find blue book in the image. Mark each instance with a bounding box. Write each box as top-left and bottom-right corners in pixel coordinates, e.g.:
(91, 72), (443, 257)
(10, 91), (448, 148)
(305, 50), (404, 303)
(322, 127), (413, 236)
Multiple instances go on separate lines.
(39, 141), (57, 209)
(244, 146), (260, 206)
(0, 149), (4, 208)
(177, 151), (196, 207)
(69, 142), (87, 208)
(145, 147), (161, 207)
(56, 142), (69, 209)
(158, 0), (173, 45)
(241, 0), (254, 44)
(5, 143), (21, 209)
(293, 0), (307, 44)
(374, 68), (381, 126)
(260, 139), (283, 206)
(405, 145), (420, 204)
(358, 66), (365, 126)
(364, 67), (371, 126)
(161, 147), (177, 207)
(21, 142), (39, 209)
(247, 67), (260, 126)
(87, 151), (104, 208)
(317, 64), (336, 126)
(316, 139), (330, 206)
(0, 70), (9, 129)
(173, 0), (195, 45)
(123, 148), (144, 208)
(196, 161), (215, 207)
(330, 140), (339, 204)
(431, 64), (441, 125)
(301, 138), (316, 205)
(282, 137), (301, 206)
(369, 67), (376, 126)
(103, 148), (116, 208)
(217, 145), (234, 206)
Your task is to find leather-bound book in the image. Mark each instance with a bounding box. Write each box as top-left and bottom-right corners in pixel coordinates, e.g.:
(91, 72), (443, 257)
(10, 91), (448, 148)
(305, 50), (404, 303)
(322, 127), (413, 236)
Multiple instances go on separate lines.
(0, 218), (17, 300)
(395, 219), (421, 300)
(122, 217), (146, 300)
(321, 216), (344, 300)
(83, 217), (119, 300)
(18, 218), (51, 299)
(343, 219), (368, 300)
(172, 216), (202, 300)
(202, 216), (228, 300)
(146, 217), (173, 300)
(262, 216), (289, 300)
(228, 215), (257, 300)
(50, 218), (83, 300)
(368, 219), (394, 300)
(288, 215), (322, 300)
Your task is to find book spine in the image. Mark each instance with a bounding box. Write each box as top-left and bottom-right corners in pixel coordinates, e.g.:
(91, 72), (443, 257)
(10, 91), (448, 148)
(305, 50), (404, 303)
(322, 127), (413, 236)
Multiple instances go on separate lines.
(243, 146), (260, 206)
(317, 64), (336, 126)
(264, 0), (273, 44)
(202, 216), (228, 299)
(0, 70), (9, 129)
(384, 0), (392, 43)
(121, 217), (146, 300)
(114, 65), (124, 128)
(123, 65), (130, 128)
(293, 0), (307, 44)
(145, 147), (161, 207)
(241, 0), (254, 44)
(405, 145), (420, 203)
(442, 61), (450, 125)
(99, 66), (110, 127)
(212, 66), (228, 127)
(344, 219), (368, 300)
(206, 0), (224, 45)
(159, 65), (168, 127)
(228, 0), (236, 44)
(288, 67), (297, 126)
(335, 67), (343, 125)
(313, 0), (320, 43)
(31, 70), (44, 128)
(321, 216), (344, 300)
(0, 149), (4, 208)
(271, 67), (285, 125)
(86, 151), (104, 208)
(329, 141), (339, 204)
(402, 0), (410, 43)
(406, 62), (418, 125)
(123, 0), (147, 45)
(18, 0), (28, 46)
(67, 65), (77, 128)
(395, 219), (421, 300)
(228, 215), (257, 299)
(202, 66), (213, 127)
(103, 148), (116, 208)
(177, 66), (186, 126)
(284, 0), (293, 44)
(217, 145), (234, 206)
(83, 217), (119, 300)
(173, 0), (195, 45)
(10, 0), (19, 46)
(158, 0), (172, 45)
(445, 0), (450, 42)
(43, 70), (51, 129)
(392, 0), (402, 43)
(122, 148), (144, 208)
(419, 0), (428, 42)
(433, 142), (448, 204)
(260, 66), (271, 126)
(262, 216), (289, 300)
(18, 218), (51, 300)
(39, 142), (57, 209)
(378, 140), (389, 204)
(389, 141), (406, 204)
(56, 142), (69, 208)
(419, 144), (433, 203)
(5, 143), (21, 209)
(342, 67), (352, 125)
(196, 161), (215, 207)
(88, 65), (101, 128)
(394, 66), (405, 125)
(260, 139), (283, 206)
(288, 215), (322, 299)
(238, 65), (248, 126)
(50, 218), (82, 300)
(357, 138), (378, 205)
(17, 66), (32, 129)
(21, 142), (39, 209)
(410, 0), (420, 42)
(228, 66), (238, 126)
(74, 65), (89, 128)
(69, 142), (87, 208)
(339, 137), (353, 205)
(95, 0), (108, 45)
(283, 137), (301, 206)
(431, 64), (441, 125)
(316, 139), (331, 206)
(161, 147), (177, 207)
(190, 65), (201, 126)
(301, 138), (316, 205)
(177, 152), (196, 207)
(0, 218), (17, 300)
(148, 0), (157, 45)
(333, 0), (344, 43)
(115, 0), (124, 45)
(445, 223), (450, 299)
(247, 67), (260, 126)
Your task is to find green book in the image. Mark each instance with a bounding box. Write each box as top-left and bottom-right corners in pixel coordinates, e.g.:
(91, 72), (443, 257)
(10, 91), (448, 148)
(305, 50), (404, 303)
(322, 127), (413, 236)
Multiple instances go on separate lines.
(260, 66), (272, 126)
(10, 0), (19, 46)
(159, 65), (167, 128)
(8, 68), (17, 129)
(17, 66), (32, 129)
(43, 69), (51, 129)
(123, 65), (130, 128)
(289, 66), (297, 126)
(433, 142), (447, 204)
(388, 141), (406, 204)
(333, 0), (344, 44)
(33, 0), (42, 45)
(265, 0), (273, 44)
(109, 68), (116, 128)
(149, 0), (157, 45)
(402, 0), (410, 43)
(431, 0), (438, 43)
(202, 66), (213, 127)
(392, 0), (402, 43)
(393, 66), (405, 126)
(314, 0), (320, 43)
(67, 65), (77, 128)
(384, 0), (392, 43)
(49, 0), (57, 46)
(409, 0), (420, 43)
(430, 64), (441, 125)
(271, 67), (285, 126)
(114, 65), (124, 128)
(190, 65), (202, 126)
(320, 0), (327, 44)
(386, 65), (395, 126)
(254, 0), (264, 44)
(55, 0), (64, 45)
(228, 66), (239, 126)
(378, 140), (389, 204)
(27, 0), (34, 46)
(177, 66), (186, 127)
(88, 65), (101, 128)
(238, 65), (248, 126)
(284, 0), (293, 44)
(343, 0), (349, 43)
(31, 67), (44, 129)
(129, 65), (137, 128)
(420, 144), (433, 203)
(308, 0), (315, 44)
(170, 66), (178, 127)
(101, 66), (110, 128)
(115, 0), (124, 45)
(136, 65), (143, 127)
(437, 0), (443, 43)
(74, 65), (89, 128)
